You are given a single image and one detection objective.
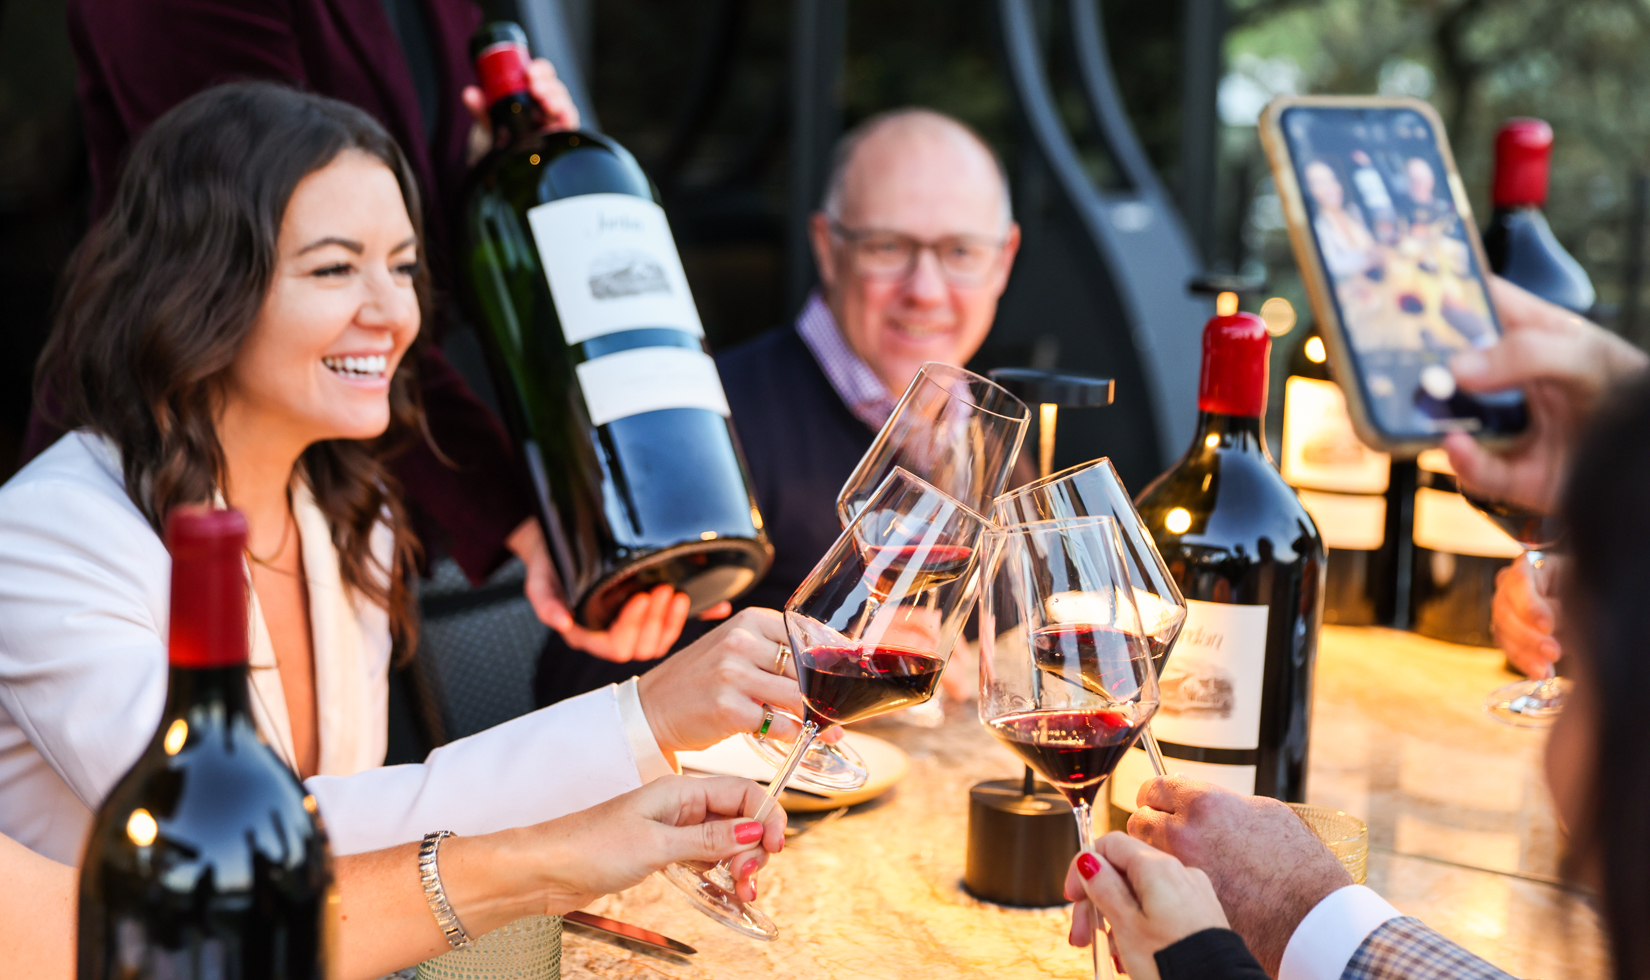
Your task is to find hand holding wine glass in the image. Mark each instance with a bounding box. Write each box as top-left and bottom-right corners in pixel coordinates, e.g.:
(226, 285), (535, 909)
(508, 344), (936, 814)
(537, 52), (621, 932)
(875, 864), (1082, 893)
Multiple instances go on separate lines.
(663, 468), (990, 939)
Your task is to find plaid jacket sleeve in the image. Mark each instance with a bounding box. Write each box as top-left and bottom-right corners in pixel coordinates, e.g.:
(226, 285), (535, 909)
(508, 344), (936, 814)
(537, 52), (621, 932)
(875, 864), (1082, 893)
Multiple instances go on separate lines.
(1343, 917), (1517, 980)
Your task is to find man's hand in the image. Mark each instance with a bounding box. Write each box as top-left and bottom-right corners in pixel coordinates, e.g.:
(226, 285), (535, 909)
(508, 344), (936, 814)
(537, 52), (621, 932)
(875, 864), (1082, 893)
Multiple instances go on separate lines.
(461, 56), (580, 162)
(1493, 554), (1562, 678)
(507, 518), (730, 663)
(1127, 777), (1350, 975)
(1444, 277), (1648, 515)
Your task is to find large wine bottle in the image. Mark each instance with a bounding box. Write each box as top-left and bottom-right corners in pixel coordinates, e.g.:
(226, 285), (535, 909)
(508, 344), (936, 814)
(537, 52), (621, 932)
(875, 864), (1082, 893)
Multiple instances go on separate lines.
(463, 22), (771, 628)
(1483, 118), (1596, 315)
(1111, 312), (1324, 818)
(78, 507), (330, 979)
(1279, 329), (1397, 626)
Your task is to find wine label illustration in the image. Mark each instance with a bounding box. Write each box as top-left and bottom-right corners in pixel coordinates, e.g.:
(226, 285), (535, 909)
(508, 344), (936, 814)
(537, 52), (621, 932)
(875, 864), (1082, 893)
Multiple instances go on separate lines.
(527, 193), (704, 344)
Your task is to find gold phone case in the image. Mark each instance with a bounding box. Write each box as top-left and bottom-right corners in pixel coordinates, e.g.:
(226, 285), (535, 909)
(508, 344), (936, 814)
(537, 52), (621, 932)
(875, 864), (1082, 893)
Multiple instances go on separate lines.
(1258, 94), (1518, 455)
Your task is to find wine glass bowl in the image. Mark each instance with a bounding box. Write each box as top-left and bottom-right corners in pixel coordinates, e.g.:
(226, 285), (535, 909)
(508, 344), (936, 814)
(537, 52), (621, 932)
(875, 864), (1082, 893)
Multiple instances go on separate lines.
(992, 458), (1185, 778)
(992, 458), (1186, 668)
(1462, 493), (1568, 726)
(664, 469), (991, 941)
(838, 362), (1029, 524)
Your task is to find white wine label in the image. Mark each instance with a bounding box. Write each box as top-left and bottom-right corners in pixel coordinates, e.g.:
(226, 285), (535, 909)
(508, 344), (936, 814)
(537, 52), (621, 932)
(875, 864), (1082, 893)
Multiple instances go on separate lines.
(1152, 599), (1269, 751)
(1297, 488), (1386, 551)
(1412, 487), (1522, 559)
(575, 347), (730, 426)
(528, 193), (704, 344)
(1280, 377), (1390, 493)
(1110, 744), (1257, 813)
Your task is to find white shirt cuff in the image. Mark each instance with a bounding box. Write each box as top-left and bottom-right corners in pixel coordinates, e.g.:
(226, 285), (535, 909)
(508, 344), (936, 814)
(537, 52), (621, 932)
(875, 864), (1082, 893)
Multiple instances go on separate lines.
(1278, 884), (1403, 980)
(616, 677), (677, 783)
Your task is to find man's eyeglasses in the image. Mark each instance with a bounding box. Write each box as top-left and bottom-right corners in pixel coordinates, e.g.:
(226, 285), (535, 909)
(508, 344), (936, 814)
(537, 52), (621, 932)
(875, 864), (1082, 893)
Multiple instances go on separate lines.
(828, 220), (1006, 285)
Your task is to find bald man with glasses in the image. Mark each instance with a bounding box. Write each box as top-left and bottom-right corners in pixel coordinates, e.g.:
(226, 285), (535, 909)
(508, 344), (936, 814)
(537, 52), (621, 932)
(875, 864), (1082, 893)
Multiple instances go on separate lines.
(534, 107), (1022, 707)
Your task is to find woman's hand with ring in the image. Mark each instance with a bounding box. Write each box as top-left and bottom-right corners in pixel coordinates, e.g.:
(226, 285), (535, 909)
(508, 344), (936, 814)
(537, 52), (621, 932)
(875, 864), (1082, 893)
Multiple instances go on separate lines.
(636, 609), (811, 754)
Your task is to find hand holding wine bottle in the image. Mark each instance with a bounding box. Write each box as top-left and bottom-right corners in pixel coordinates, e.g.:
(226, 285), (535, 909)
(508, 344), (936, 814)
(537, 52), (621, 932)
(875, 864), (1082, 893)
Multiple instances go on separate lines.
(1444, 277), (1648, 515)
(509, 517), (730, 662)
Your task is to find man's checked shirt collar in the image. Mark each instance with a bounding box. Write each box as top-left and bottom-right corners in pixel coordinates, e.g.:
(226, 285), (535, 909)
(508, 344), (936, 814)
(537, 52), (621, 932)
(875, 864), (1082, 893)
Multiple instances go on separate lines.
(795, 291), (900, 430)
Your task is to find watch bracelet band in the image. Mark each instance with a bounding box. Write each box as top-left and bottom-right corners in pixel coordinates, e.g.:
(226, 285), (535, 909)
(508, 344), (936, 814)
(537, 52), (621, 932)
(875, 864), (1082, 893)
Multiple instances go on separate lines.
(419, 830), (474, 951)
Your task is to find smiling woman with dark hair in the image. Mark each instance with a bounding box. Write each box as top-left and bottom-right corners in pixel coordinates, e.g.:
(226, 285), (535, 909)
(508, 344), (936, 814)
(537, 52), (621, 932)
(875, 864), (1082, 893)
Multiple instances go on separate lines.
(0, 83), (812, 913)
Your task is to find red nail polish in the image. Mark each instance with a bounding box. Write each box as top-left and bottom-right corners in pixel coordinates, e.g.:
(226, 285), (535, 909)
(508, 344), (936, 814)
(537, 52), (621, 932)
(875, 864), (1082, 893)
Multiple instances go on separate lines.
(750, 875), (758, 900)
(734, 821), (763, 844)
(740, 857), (761, 879)
(1077, 852), (1101, 879)
(1113, 952), (1124, 972)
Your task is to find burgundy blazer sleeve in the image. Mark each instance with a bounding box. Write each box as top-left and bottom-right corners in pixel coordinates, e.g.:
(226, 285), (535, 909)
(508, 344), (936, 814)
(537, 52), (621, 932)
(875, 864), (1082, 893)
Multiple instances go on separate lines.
(69, 0), (310, 217)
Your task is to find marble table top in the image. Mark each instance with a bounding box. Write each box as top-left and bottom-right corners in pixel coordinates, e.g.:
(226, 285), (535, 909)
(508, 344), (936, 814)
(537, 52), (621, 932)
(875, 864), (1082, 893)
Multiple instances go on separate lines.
(561, 625), (1605, 980)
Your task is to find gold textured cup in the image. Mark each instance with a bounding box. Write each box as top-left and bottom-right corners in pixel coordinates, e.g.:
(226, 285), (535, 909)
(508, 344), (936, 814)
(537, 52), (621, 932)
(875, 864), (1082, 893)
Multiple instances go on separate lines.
(1288, 803), (1368, 884)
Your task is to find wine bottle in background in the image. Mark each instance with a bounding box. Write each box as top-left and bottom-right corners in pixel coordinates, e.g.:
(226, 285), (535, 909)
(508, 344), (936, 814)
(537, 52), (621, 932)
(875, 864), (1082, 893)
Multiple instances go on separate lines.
(1482, 118), (1596, 316)
(1278, 328), (1400, 626)
(1112, 312), (1324, 823)
(78, 507), (330, 980)
(463, 22), (771, 628)
(1408, 449), (1520, 647)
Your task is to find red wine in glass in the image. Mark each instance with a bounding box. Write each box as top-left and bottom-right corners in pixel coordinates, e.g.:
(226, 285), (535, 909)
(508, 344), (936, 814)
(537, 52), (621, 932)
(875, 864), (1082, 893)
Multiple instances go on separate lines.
(797, 644), (945, 727)
(860, 543), (974, 600)
(1031, 623), (1152, 701)
(986, 708), (1144, 807)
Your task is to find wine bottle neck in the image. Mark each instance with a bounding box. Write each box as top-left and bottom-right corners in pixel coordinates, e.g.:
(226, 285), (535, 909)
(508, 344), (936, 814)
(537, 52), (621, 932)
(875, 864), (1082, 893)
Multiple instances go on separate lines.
(1194, 411), (1267, 456)
(162, 665), (253, 728)
(475, 41), (545, 145)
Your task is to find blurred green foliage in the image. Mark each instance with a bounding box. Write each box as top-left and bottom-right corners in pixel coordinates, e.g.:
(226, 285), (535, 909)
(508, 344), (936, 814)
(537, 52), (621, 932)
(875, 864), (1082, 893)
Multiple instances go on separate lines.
(1224, 0), (1650, 342)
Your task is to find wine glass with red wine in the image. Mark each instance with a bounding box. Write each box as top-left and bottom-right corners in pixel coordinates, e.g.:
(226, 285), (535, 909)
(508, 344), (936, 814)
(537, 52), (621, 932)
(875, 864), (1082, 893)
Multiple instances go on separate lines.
(992, 458), (1186, 777)
(1464, 493), (1568, 726)
(979, 515), (1159, 980)
(664, 469), (990, 940)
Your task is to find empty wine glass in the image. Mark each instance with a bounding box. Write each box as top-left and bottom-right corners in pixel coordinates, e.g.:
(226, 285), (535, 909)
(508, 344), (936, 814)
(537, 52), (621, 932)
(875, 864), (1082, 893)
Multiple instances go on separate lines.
(992, 458), (1184, 776)
(664, 469), (990, 940)
(979, 515), (1159, 980)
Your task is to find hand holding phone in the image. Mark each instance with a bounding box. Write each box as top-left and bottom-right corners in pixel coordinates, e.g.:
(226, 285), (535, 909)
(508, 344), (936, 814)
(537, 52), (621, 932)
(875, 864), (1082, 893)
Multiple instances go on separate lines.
(1443, 277), (1648, 514)
(1260, 96), (1528, 453)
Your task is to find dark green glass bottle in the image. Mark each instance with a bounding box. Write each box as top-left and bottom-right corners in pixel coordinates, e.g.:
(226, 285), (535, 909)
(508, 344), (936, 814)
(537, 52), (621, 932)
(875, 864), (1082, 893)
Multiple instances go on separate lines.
(78, 508), (330, 979)
(463, 23), (770, 628)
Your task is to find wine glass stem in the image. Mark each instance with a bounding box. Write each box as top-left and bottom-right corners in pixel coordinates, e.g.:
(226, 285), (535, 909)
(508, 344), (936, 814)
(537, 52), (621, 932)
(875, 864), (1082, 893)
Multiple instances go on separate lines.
(705, 721), (822, 888)
(1523, 549), (1562, 699)
(1140, 725), (1169, 777)
(1073, 799), (1113, 980)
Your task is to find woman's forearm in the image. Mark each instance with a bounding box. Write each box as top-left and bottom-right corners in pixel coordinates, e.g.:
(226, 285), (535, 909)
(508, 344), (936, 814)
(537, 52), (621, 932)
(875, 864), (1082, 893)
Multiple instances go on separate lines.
(332, 832), (550, 980)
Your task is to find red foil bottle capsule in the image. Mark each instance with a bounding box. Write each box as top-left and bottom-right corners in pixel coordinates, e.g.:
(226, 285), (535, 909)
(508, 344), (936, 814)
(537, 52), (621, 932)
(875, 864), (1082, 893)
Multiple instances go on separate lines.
(165, 506), (249, 669)
(1492, 118), (1552, 210)
(1197, 312), (1270, 418)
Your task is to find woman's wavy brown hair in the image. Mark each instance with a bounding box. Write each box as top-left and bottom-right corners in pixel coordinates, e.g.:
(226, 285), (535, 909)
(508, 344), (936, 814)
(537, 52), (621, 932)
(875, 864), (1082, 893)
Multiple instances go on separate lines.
(37, 82), (426, 650)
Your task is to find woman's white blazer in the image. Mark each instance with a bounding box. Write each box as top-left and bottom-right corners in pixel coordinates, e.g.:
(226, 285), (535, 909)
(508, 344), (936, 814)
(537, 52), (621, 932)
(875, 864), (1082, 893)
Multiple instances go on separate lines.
(0, 432), (672, 864)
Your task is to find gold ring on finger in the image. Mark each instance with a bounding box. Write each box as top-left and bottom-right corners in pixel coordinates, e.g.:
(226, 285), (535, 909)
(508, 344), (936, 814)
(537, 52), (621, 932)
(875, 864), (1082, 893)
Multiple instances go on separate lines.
(772, 643), (791, 675)
(754, 704), (775, 740)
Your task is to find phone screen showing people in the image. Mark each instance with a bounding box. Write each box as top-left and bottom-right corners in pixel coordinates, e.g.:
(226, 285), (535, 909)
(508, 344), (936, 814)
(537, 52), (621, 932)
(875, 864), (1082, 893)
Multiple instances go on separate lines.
(1281, 105), (1527, 440)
